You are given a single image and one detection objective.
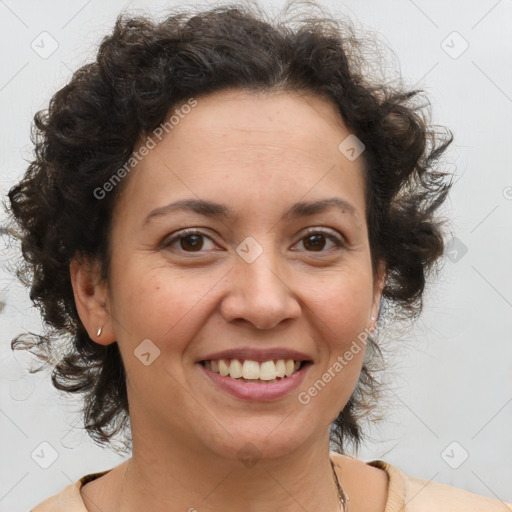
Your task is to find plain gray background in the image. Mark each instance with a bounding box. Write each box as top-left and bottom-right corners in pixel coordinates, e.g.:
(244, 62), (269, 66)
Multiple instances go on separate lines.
(1, 0), (511, 510)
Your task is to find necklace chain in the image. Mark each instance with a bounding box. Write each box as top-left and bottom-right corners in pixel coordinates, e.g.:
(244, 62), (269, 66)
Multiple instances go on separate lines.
(330, 458), (350, 512)
(118, 458), (349, 511)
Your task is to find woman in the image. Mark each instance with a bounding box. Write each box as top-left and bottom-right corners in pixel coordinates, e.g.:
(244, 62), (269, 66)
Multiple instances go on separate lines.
(6, 2), (510, 511)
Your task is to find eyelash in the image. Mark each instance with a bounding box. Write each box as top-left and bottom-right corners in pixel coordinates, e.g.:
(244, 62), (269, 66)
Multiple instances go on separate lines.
(161, 227), (345, 255)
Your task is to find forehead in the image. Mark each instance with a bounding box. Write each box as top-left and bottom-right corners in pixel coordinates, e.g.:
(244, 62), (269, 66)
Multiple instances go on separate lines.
(115, 89), (367, 227)
(173, 89), (352, 156)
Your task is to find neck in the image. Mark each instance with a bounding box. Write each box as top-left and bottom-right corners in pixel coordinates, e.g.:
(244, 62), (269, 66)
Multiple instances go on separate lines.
(119, 426), (343, 512)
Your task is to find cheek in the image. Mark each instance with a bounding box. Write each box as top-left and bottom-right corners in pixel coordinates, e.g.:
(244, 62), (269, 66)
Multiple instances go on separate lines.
(109, 262), (217, 357)
(306, 269), (373, 381)
(306, 266), (374, 331)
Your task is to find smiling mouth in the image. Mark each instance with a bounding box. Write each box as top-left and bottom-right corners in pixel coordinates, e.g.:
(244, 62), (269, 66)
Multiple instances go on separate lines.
(199, 358), (311, 383)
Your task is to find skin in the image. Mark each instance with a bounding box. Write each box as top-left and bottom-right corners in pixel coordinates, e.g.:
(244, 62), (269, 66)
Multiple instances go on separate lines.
(71, 89), (388, 512)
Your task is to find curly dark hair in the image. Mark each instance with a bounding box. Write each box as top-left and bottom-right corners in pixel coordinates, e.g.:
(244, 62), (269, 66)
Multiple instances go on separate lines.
(6, 0), (454, 454)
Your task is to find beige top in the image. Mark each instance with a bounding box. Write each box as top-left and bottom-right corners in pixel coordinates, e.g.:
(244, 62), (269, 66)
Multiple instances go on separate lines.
(31, 452), (512, 511)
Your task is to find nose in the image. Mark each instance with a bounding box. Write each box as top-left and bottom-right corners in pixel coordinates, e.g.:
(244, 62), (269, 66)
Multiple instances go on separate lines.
(219, 244), (301, 330)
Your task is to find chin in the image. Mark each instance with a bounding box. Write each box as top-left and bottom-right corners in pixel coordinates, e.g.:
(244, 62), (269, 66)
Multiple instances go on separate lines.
(200, 416), (315, 463)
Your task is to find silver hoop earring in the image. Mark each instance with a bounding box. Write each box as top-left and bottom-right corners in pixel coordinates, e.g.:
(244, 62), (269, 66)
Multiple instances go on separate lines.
(96, 327), (103, 337)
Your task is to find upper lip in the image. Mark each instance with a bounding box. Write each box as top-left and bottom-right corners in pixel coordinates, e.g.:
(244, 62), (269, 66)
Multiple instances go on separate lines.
(197, 347), (313, 363)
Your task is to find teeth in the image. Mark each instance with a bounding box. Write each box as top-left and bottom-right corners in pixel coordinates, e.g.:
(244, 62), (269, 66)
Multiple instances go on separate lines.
(286, 360), (296, 377)
(204, 358), (303, 380)
(219, 359), (229, 376)
(259, 361), (277, 380)
(275, 359), (286, 378)
(242, 360), (260, 379)
(229, 359), (243, 379)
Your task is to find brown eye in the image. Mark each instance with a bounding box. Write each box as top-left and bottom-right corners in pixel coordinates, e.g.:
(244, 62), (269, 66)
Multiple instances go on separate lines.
(162, 229), (216, 253)
(180, 234), (204, 251)
(296, 229), (344, 253)
(303, 234), (327, 251)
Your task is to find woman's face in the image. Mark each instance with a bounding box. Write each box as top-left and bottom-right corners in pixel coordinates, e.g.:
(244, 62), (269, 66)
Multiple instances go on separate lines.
(94, 89), (385, 460)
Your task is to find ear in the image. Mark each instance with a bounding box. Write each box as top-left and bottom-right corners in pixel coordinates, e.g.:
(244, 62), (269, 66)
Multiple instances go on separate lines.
(369, 260), (386, 331)
(70, 256), (116, 345)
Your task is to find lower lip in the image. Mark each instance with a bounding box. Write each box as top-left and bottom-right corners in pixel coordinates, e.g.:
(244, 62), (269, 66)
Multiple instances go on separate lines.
(198, 363), (311, 402)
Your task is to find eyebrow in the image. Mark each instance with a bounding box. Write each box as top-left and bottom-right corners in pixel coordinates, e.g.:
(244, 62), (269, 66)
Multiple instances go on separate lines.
(143, 197), (360, 225)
